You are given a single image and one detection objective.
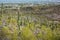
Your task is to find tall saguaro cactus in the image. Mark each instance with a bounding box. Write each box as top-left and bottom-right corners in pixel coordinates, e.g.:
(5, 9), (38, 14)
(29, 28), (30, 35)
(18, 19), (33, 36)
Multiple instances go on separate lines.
(17, 7), (20, 30)
(1, 3), (3, 17)
(0, 3), (3, 19)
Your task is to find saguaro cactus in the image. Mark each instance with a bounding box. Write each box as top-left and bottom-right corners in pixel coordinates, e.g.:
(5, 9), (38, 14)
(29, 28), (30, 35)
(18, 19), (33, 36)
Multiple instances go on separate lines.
(1, 3), (3, 17)
(17, 7), (20, 30)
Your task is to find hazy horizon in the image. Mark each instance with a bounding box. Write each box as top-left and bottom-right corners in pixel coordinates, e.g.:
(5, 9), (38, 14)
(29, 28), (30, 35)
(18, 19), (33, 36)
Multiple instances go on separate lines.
(0, 0), (60, 3)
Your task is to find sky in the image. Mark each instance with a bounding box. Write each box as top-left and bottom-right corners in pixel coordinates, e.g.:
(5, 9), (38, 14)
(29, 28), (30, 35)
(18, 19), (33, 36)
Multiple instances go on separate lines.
(0, 0), (60, 3)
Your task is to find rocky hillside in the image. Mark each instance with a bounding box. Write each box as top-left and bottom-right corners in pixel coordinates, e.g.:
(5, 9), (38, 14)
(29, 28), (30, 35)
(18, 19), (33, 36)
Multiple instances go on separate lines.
(20, 5), (60, 21)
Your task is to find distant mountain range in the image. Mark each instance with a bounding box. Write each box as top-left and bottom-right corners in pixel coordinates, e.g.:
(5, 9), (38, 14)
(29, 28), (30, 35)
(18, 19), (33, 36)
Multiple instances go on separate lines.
(0, 0), (60, 5)
(29, 1), (60, 4)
